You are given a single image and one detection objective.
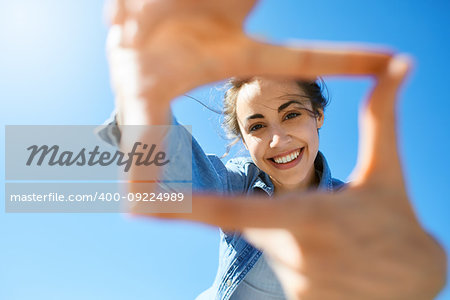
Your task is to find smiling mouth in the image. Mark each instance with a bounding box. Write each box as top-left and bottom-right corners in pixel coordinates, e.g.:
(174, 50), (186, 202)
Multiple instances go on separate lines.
(269, 148), (304, 164)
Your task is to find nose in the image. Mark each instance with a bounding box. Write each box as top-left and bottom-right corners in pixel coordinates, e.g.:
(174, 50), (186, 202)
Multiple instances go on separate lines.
(269, 127), (292, 148)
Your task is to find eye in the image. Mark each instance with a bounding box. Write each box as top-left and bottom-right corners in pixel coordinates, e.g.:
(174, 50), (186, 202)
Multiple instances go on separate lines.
(284, 112), (301, 120)
(249, 124), (264, 132)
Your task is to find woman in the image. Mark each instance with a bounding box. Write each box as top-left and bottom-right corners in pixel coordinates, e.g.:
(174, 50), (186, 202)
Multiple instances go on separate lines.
(205, 77), (345, 299)
(101, 0), (446, 299)
(101, 76), (341, 299)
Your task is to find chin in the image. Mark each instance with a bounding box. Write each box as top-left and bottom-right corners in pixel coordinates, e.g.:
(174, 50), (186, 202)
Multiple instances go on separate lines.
(272, 173), (308, 187)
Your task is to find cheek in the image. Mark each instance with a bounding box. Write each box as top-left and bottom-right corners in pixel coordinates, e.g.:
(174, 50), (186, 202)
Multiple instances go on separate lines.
(306, 126), (320, 151)
(289, 120), (320, 148)
(309, 132), (319, 151)
(245, 137), (266, 161)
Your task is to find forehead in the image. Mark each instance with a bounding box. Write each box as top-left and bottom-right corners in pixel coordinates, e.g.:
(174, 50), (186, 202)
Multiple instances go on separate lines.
(236, 78), (310, 115)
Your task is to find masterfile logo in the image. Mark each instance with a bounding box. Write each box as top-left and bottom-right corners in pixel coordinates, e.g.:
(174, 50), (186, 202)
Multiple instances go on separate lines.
(4, 125), (192, 213)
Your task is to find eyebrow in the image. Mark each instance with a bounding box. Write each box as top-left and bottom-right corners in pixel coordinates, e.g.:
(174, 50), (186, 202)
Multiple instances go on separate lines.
(245, 100), (306, 122)
(246, 113), (264, 121)
(277, 100), (305, 113)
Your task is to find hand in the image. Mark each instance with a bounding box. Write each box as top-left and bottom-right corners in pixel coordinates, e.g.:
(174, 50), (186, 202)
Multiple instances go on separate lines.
(106, 1), (447, 298)
(133, 56), (447, 299)
(106, 0), (394, 124)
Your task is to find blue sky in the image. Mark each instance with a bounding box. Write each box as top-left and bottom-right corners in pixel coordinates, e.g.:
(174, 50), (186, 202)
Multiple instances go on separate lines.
(1, 0), (449, 299)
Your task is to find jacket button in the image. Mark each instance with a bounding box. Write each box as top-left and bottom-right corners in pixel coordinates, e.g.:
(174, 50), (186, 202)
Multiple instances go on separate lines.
(227, 279), (232, 287)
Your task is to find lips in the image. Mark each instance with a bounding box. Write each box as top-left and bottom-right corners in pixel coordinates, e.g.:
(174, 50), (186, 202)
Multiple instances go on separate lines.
(268, 147), (304, 170)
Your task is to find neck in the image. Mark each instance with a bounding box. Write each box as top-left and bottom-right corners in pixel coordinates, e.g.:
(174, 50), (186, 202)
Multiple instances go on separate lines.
(273, 164), (318, 195)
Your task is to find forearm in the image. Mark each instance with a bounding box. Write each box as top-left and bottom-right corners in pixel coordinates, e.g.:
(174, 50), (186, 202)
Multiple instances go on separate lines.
(113, 90), (174, 205)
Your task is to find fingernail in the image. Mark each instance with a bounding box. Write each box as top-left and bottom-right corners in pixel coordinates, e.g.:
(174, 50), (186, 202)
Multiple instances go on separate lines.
(392, 54), (414, 75)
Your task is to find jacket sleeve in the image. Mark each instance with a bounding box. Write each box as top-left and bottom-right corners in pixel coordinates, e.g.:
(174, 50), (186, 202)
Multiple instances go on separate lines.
(95, 111), (247, 195)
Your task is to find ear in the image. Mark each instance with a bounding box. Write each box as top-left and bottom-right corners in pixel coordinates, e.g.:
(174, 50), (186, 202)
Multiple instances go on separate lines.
(316, 109), (324, 129)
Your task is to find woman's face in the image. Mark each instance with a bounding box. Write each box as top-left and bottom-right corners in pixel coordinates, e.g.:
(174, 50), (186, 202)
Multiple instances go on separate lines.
(236, 78), (324, 191)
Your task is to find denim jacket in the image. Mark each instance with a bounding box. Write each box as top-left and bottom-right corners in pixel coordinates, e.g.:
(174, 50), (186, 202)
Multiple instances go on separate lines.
(96, 114), (344, 300)
(194, 154), (344, 300)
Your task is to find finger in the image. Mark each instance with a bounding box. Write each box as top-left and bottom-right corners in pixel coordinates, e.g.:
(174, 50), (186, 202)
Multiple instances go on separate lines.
(130, 0), (259, 47)
(105, 0), (127, 25)
(244, 40), (393, 79)
(130, 1), (167, 47)
(130, 191), (331, 231)
(106, 25), (122, 53)
(130, 193), (298, 230)
(123, 0), (189, 47)
(104, 0), (134, 48)
(121, 19), (140, 47)
(351, 55), (412, 187)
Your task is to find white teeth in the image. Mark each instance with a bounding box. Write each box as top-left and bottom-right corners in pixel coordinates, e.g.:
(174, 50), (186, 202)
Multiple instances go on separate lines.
(273, 149), (301, 164)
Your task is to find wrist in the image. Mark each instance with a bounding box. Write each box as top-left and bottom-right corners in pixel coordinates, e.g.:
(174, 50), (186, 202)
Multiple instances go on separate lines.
(116, 93), (172, 126)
